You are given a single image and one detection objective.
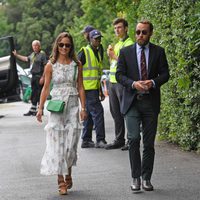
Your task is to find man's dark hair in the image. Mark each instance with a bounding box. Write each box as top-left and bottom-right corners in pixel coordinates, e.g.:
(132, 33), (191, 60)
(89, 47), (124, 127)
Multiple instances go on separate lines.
(113, 18), (128, 27)
(138, 19), (154, 32)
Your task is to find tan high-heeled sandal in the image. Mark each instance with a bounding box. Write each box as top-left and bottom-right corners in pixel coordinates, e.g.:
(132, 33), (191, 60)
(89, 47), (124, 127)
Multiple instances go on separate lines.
(58, 179), (67, 195)
(65, 175), (73, 189)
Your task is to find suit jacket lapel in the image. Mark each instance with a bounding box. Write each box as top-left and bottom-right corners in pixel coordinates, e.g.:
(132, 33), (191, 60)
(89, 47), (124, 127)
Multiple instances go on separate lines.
(131, 44), (140, 80)
(148, 43), (154, 75)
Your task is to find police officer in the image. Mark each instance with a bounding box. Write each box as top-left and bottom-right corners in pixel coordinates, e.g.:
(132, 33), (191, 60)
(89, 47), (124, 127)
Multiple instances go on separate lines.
(78, 30), (107, 148)
(13, 40), (47, 116)
(105, 18), (133, 150)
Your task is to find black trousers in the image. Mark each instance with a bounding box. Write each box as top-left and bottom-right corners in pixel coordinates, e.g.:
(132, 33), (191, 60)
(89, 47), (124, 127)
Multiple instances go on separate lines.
(125, 97), (158, 180)
(31, 75), (43, 106)
(109, 82), (125, 143)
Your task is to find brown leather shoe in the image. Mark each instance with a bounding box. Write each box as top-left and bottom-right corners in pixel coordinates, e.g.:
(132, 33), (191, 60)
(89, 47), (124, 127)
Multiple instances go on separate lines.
(130, 178), (141, 191)
(142, 180), (154, 191)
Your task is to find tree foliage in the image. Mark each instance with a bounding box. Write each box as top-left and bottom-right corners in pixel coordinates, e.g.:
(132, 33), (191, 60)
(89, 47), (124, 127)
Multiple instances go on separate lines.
(0, 3), (13, 37)
(2, 0), (83, 56)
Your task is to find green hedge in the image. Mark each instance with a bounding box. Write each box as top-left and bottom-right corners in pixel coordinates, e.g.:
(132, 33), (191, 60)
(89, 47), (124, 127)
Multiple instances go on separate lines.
(135, 0), (200, 152)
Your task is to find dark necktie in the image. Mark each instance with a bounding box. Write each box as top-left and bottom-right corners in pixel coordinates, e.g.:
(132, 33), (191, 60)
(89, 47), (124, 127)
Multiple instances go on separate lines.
(141, 46), (148, 80)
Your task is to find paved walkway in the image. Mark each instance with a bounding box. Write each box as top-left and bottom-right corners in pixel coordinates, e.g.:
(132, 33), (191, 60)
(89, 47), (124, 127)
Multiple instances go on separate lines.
(0, 98), (199, 200)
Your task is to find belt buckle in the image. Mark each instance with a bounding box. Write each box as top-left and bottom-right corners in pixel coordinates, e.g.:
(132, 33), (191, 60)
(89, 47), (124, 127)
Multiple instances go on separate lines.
(136, 94), (143, 100)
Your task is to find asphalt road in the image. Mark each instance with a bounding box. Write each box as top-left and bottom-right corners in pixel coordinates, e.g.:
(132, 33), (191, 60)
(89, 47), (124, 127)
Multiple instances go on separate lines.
(0, 98), (199, 200)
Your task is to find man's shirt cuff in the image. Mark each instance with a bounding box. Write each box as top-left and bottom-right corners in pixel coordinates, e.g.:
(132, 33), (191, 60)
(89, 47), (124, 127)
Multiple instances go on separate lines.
(151, 80), (156, 88)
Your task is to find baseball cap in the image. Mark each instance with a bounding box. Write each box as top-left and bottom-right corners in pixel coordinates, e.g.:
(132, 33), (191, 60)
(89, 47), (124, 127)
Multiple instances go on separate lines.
(89, 29), (103, 39)
(81, 25), (95, 33)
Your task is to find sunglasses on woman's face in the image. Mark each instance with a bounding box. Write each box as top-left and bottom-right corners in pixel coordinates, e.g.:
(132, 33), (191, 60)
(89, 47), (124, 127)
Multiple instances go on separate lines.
(58, 43), (71, 48)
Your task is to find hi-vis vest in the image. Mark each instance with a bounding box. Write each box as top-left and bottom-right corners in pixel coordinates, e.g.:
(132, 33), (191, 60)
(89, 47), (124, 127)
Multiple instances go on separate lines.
(82, 45), (102, 90)
(109, 37), (133, 83)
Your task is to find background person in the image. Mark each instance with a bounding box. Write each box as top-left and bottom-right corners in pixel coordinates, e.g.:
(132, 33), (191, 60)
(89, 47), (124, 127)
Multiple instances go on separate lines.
(81, 25), (95, 42)
(116, 20), (170, 191)
(80, 25), (95, 146)
(106, 18), (133, 151)
(78, 29), (107, 148)
(36, 32), (87, 195)
(13, 40), (47, 116)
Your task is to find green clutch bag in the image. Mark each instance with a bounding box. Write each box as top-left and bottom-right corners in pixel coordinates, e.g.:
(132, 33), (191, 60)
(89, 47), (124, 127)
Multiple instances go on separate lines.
(46, 100), (65, 113)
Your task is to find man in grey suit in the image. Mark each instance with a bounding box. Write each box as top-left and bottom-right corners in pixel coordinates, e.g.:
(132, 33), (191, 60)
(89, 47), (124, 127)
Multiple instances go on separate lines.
(116, 20), (170, 191)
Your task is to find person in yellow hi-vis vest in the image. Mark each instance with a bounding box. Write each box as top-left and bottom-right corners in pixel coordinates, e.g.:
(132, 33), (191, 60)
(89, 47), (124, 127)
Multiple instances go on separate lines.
(78, 29), (107, 148)
(105, 18), (133, 150)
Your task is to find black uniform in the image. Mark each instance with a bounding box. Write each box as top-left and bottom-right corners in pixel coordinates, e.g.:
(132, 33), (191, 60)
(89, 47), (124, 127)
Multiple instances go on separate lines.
(27, 51), (47, 114)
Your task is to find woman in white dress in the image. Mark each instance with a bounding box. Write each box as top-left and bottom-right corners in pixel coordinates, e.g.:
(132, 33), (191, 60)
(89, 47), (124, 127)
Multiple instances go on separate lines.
(36, 32), (87, 195)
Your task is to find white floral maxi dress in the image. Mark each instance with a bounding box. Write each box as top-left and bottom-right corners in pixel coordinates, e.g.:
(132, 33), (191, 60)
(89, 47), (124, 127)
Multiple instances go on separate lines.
(40, 61), (81, 176)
